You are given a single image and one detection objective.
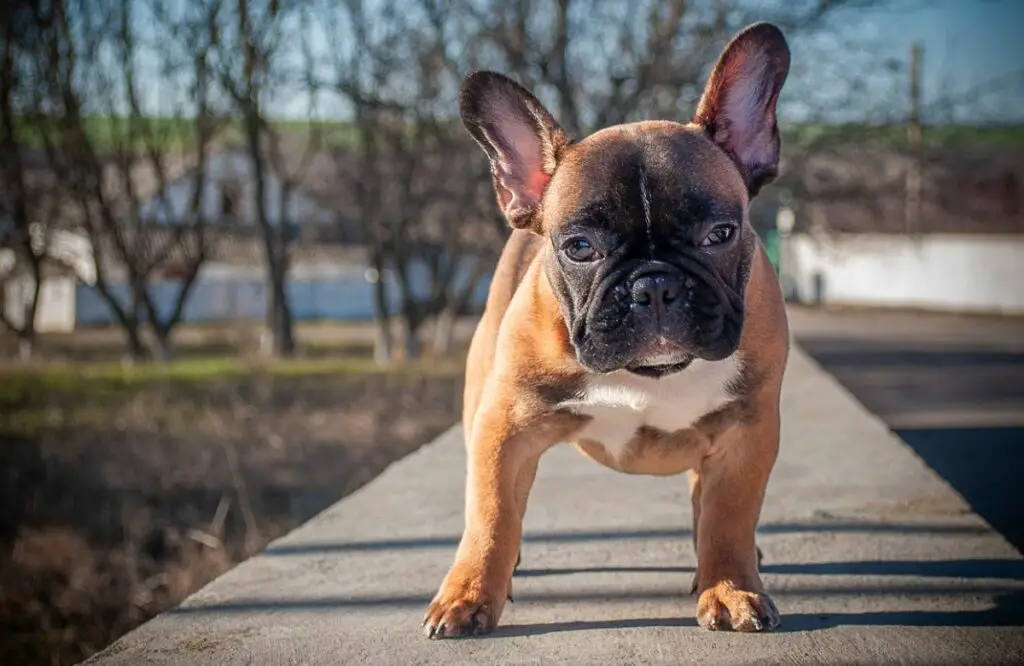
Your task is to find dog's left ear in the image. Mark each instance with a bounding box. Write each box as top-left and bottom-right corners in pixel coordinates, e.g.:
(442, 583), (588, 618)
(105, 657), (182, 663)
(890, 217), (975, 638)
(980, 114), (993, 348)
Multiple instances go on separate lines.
(459, 71), (571, 232)
(693, 22), (790, 197)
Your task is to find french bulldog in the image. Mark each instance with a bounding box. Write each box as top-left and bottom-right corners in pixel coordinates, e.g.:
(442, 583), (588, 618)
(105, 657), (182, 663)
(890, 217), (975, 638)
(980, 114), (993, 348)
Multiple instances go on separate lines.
(424, 21), (791, 637)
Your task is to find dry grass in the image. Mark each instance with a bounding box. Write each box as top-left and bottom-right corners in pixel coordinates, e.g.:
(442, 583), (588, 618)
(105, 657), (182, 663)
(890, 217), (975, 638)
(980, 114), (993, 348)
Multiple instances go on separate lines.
(0, 348), (466, 665)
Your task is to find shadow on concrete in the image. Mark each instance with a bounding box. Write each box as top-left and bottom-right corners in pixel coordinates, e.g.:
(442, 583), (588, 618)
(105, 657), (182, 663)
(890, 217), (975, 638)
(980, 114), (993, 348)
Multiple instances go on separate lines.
(493, 592), (1024, 636)
(764, 558), (1024, 580)
(799, 343), (1024, 370)
(776, 591), (1024, 631)
(167, 584), (1024, 613)
(496, 595), (1024, 636)
(166, 580), (1024, 632)
(798, 336), (1024, 556)
(516, 558), (1024, 581)
(897, 427), (1024, 555)
(516, 566), (692, 577)
(165, 552), (1024, 627)
(493, 617), (696, 636)
(261, 521), (989, 556)
(797, 337), (1024, 420)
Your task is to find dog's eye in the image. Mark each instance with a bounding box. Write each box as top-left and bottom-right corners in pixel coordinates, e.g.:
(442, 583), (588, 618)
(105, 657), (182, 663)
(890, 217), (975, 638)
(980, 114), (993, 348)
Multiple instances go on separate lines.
(563, 237), (598, 262)
(700, 224), (737, 247)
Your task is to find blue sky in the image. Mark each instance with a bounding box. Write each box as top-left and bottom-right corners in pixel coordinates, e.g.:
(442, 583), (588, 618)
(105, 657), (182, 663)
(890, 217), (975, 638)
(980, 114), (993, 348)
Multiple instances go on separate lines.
(129, 0), (1023, 125)
(869, 0), (1024, 122)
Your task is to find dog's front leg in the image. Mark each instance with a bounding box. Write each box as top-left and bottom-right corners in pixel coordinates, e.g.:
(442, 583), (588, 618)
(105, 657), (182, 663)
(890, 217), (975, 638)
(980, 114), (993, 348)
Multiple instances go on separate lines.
(693, 407), (781, 632)
(423, 403), (572, 639)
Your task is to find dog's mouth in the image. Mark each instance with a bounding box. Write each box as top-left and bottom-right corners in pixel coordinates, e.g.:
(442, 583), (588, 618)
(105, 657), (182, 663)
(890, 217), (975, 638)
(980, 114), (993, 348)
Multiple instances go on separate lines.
(626, 354), (695, 378)
(622, 334), (695, 378)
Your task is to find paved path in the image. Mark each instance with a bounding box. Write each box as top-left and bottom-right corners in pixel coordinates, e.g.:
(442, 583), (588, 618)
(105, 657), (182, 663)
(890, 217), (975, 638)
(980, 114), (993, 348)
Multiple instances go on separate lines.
(85, 345), (1024, 665)
(792, 306), (1024, 554)
(789, 306), (1024, 430)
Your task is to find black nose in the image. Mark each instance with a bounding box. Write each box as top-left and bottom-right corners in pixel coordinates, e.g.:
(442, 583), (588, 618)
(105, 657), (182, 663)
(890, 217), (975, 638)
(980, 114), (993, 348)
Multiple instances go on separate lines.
(631, 273), (680, 307)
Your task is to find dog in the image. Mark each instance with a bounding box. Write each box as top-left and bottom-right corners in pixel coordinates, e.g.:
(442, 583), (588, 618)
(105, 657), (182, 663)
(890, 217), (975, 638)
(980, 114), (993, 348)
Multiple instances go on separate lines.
(424, 22), (791, 638)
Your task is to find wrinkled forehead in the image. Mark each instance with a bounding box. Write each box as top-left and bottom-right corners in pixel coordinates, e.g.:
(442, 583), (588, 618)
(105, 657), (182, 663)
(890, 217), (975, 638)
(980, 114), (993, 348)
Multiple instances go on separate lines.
(544, 122), (747, 230)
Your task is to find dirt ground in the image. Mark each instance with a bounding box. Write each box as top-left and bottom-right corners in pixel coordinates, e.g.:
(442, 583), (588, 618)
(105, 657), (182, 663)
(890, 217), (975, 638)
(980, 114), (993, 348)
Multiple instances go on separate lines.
(0, 327), (469, 666)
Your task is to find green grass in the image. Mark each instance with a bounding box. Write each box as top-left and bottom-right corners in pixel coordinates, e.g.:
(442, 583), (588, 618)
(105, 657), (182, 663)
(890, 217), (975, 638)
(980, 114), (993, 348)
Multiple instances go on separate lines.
(21, 114), (1022, 155)
(781, 123), (1024, 149)
(1, 349), (459, 417)
(0, 354), (463, 393)
(0, 353), (464, 437)
(14, 116), (365, 154)
(15, 115), (199, 153)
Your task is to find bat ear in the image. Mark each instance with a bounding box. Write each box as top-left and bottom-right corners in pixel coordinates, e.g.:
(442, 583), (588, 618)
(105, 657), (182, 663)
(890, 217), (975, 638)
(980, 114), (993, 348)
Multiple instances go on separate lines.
(460, 71), (571, 231)
(693, 22), (791, 197)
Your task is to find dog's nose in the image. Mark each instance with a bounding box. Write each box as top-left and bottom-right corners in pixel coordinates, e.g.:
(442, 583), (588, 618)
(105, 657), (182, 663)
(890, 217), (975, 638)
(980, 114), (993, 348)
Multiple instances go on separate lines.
(631, 273), (680, 308)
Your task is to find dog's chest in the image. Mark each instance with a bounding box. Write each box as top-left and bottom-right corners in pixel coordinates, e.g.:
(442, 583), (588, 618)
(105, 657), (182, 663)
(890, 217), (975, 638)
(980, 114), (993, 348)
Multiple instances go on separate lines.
(558, 357), (742, 460)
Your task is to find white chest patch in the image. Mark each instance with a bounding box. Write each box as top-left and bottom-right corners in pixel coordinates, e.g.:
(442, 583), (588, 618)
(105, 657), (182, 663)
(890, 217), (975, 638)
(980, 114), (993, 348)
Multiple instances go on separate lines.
(558, 355), (743, 461)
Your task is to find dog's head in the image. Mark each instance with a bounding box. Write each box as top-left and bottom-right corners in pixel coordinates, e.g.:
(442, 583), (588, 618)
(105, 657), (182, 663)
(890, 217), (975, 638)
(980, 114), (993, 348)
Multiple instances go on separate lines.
(460, 23), (790, 377)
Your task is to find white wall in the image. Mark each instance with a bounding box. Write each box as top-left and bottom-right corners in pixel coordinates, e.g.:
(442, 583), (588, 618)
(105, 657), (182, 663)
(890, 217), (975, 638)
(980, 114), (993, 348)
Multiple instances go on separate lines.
(137, 151), (333, 228)
(3, 275), (77, 333)
(782, 233), (1024, 314)
(74, 258), (492, 327)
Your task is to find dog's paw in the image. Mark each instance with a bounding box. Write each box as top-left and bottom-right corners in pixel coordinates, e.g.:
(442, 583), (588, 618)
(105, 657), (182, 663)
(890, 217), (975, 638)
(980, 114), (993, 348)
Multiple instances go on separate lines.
(696, 580), (780, 632)
(422, 567), (506, 639)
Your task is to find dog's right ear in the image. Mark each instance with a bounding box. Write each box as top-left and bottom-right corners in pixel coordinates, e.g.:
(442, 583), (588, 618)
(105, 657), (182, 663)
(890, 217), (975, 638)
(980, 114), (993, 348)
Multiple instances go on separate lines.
(460, 71), (571, 231)
(692, 22), (790, 198)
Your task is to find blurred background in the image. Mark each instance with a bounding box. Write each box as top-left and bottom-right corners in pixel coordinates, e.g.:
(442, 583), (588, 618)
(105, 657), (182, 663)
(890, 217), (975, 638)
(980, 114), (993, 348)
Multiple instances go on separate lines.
(0, 0), (1021, 663)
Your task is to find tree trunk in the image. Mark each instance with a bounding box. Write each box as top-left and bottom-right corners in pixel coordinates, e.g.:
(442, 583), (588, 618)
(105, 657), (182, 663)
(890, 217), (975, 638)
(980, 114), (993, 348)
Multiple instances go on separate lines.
(243, 105), (295, 359)
(402, 321), (422, 360)
(17, 266), (42, 362)
(400, 299), (425, 360)
(119, 280), (148, 362)
(141, 252), (206, 364)
(152, 331), (173, 363)
(431, 305), (457, 357)
(392, 252), (426, 361)
(17, 336), (33, 362)
(122, 320), (148, 362)
(87, 272), (150, 363)
(431, 254), (488, 357)
(369, 251), (392, 365)
(268, 264), (295, 357)
(273, 183), (296, 358)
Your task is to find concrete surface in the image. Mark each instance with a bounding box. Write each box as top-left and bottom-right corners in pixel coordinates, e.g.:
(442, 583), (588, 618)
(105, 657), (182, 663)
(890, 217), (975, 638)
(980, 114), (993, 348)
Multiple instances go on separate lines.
(790, 307), (1024, 430)
(85, 345), (1024, 665)
(792, 306), (1024, 554)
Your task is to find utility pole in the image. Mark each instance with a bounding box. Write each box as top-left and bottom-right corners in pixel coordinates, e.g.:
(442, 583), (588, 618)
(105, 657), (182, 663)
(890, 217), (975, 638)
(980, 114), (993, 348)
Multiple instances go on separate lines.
(905, 42), (923, 235)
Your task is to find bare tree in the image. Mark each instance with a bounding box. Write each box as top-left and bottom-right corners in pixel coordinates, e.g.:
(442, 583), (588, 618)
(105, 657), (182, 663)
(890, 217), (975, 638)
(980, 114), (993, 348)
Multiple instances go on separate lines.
(108, 0), (222, 360)
(209, 0), (324, 358)
(9, 0), (930, 363)
(0, 1), (46, 359)
(317, 0), (402, 361)
(323, 0), (925, 359)
(439, 1), (887, 134)
(767, 24), (1024, 237)
(318, 0), (503, 361)
(16, 0), (220, 361)
(307, 0), (899, 360)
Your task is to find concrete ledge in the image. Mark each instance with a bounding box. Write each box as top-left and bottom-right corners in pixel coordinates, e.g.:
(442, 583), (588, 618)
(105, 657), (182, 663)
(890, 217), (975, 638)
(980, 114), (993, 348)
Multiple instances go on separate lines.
(85, 346), (1024, 665)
